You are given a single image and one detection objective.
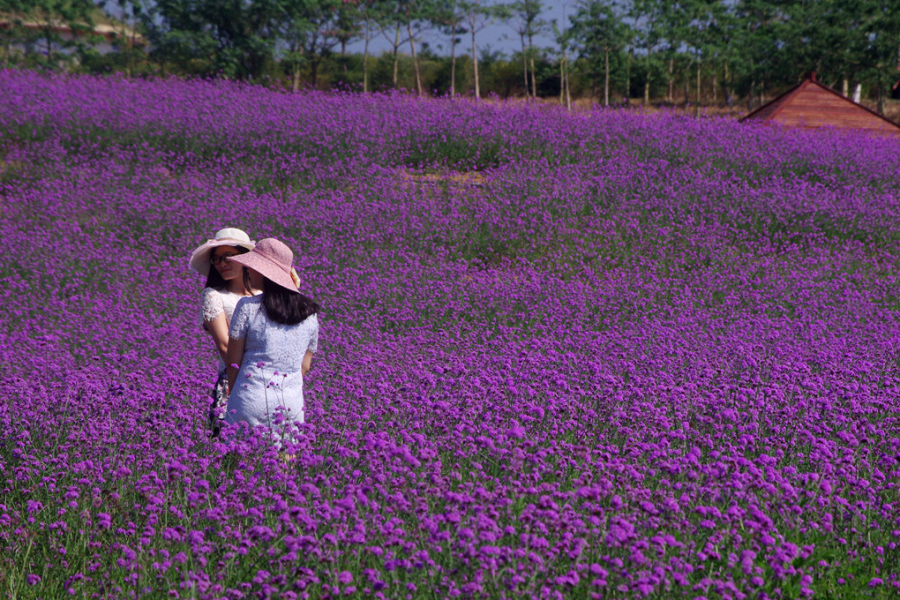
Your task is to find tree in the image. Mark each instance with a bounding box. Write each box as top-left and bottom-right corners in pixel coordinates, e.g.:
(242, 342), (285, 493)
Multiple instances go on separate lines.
(570, 0), (627, 106)
(378, 0), (412, 88)
(657, 1), (691, 102)
(280, 0), (343, 89)
(681, 0), (722, 111)
(334, 0), (362, 76)
(460, 0), (508, 98)
(148, 0), (284, 80)
(357, 0), (386, 92)
(101, 0), (150, 77)
(714, 1), (742, 106)
(821, 1), (870, 97)
(400, 0), (430, 96)
(1, 0), (30, 66)
(630, 0), (666, 105)
(862, 0), (900, 114)
(429, 0), (467, 96)
(376, 0), (429, 95)
(732, 0), (782, 110)
(766, 0), (865, 97)
(550, 4), (574, 109)
(9, 0), (95, 68)
(510, 0), (544, 99)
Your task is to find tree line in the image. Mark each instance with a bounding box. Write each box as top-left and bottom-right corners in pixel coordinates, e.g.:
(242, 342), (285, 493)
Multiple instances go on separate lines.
(2, 1), (899, 114)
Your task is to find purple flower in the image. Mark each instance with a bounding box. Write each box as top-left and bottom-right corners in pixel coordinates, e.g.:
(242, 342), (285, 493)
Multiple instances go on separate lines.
(3, 70), (899, 600)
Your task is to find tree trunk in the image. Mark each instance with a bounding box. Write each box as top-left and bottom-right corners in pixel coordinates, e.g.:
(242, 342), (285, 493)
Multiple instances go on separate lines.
(748, 79), (755, 111)
(289, 41), (301, 92)
(712, 69), (717, 103)
(695, 57), (701, 114)
(520, 32), (528, 98)
(564, 52), (571, 110)
(724, 61), (732, 107)
(644, 50), (652, 105)
(123, 17), (133, 78)
(392, 26), (401, 88)
(877, 81), (885, 116)
(528, 33), (537, 100)
(363, 20), (370, 93)
(842, 77), (848, 97)
(559, 59), (564, 104)
(472, 27), (480, 99)
(450, 33), (457, 97)
(668, 57), (674, 102)
(625, 48), (632, 106)
(310, 60), (319, 88)
(604, 48), (610, 107)
(407, 21), (423, 97)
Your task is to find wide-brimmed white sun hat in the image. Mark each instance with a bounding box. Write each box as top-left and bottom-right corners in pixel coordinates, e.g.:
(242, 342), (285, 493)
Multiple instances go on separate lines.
(189, 227), (255, 276)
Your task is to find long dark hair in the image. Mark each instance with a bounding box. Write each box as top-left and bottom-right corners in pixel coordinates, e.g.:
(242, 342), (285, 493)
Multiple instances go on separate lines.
(204, 246), (249, 290)
(243, 268), (319, 325)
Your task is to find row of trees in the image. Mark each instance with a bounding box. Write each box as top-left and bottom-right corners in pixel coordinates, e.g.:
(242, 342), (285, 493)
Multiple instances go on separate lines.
(2, 1), (899, 113)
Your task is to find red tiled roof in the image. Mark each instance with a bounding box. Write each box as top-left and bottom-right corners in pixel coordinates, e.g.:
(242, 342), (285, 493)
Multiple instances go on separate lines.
(741, 76), (900, 135)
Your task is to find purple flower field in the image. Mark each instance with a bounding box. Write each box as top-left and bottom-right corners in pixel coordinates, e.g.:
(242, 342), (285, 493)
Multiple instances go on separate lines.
(1, 70), (900, 599)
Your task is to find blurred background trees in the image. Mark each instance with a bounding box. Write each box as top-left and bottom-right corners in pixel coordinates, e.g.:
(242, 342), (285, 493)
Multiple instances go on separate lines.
(1, 0), (898, 114)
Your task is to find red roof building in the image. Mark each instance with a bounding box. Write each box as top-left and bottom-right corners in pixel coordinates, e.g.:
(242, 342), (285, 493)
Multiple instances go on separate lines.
(741, 74), (900, 136)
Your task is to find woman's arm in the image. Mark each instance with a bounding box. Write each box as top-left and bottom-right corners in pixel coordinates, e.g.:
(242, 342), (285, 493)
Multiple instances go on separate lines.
(226, 337), (246, 394)
(204, 313), (230, 363)
(302, 350), (314, 378)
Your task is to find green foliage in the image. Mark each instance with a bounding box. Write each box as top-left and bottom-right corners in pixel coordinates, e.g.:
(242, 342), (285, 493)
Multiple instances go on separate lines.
(146, 0), (284, 80)
(2, 0), (899, 111)
(0, 0), (95, 69)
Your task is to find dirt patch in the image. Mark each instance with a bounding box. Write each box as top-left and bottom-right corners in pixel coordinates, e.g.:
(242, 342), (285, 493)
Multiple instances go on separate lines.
(399, 169), (487, 187)
(0, 159), (26, 177)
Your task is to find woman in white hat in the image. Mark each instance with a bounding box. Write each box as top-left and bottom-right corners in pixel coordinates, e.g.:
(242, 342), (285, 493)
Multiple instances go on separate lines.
(224, 238), (319, 442)
(189, 227), (257, 434)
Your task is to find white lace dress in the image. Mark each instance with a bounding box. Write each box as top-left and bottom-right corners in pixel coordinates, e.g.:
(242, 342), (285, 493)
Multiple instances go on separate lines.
(200, 287), (247, 371)
(225, 295), (319, 434)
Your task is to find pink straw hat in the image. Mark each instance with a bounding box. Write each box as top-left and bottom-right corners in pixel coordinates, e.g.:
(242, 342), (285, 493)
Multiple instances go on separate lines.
(227, 238), (300, 293)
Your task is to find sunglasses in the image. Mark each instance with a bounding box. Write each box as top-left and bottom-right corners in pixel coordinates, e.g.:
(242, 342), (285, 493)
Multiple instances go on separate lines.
(210, 253), (240, 266)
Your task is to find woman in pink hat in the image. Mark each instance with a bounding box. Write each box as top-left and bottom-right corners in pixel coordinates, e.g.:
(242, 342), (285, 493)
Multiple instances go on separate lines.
(189, 227), (257, 434)
(224, 238), (320, 441)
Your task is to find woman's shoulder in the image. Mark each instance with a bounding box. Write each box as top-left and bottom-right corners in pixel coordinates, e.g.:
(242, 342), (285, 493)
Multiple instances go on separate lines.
(201, 287), (224, 308)
(293, 312), (319, 332)
(236, 294), (264, 309)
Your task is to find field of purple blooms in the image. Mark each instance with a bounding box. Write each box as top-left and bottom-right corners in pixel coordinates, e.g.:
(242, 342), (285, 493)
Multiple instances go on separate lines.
(2, 70), (900, 600)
